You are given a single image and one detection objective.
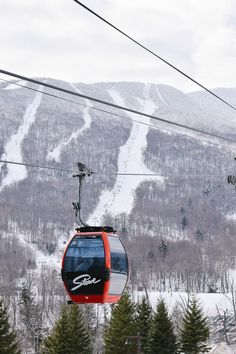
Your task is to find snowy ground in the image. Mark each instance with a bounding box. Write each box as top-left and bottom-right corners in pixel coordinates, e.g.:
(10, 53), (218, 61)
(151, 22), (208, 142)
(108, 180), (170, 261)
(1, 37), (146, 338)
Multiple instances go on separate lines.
(87, 83), (164, 225)
(226, 214), (236, 221)
(209, 343), (236, 353)
(7, 231), (63, 273)
(136, 290), (233, 317)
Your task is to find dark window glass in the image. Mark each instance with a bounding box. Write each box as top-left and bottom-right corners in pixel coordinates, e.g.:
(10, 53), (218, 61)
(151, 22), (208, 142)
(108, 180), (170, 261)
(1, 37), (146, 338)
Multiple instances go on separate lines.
(109, 236), (128, 274)
(64, 236), (105, 272)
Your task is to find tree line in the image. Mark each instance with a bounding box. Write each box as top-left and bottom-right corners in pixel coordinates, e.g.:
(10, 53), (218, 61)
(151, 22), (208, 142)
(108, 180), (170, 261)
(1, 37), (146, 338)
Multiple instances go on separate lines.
(0, 292), (210, 354)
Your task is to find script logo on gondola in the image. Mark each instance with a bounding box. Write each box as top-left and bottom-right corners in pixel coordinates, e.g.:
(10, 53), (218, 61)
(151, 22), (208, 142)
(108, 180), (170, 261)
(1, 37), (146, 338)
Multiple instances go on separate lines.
(71, 274), (101, 291)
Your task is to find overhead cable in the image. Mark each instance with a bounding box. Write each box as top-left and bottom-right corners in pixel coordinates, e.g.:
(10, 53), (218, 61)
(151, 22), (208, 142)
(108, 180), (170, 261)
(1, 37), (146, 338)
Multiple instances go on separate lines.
(0, 159), (225, 179)
(0, 159), (165, 176)
(0, 77), (83, 105)
(1, 77), (235, 152)
(0, 69), (235, 146)
(72, 0), (236, 113)
(0, 159), (77, 174)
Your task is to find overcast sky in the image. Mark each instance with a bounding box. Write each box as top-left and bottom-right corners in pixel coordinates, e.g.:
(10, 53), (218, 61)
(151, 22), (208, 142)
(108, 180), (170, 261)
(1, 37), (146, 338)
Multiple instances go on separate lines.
(0, 0), (236, 92)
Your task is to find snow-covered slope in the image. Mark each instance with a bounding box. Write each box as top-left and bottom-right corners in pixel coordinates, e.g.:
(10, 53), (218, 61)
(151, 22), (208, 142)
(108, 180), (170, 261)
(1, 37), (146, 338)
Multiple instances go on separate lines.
(0, 88), (43, 192)
(209, 343), (236, 354)
(1, 80), (236, 336)
(47, 84), (92, 162)
(0, 78), (236, 256)
(87, 83), (164, 225)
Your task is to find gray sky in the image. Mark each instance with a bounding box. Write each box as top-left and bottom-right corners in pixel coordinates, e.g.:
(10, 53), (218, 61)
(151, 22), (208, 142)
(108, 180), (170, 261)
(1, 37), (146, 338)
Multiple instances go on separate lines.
(0, 0), (236, 92)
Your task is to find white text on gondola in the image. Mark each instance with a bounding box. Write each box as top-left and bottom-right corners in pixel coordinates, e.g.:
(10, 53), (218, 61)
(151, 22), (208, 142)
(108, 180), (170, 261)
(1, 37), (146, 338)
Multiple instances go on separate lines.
(71, 274), (101, 291)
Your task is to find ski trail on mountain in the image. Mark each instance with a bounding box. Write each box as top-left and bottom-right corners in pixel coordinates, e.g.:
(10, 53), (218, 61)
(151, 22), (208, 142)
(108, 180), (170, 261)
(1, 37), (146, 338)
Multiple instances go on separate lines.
(87, 83), (164, 225)
(47, 84), (92, 162)
(16, 232), (63, 272)
(0, 89), (43, 193)
(156, 85), (168, 105)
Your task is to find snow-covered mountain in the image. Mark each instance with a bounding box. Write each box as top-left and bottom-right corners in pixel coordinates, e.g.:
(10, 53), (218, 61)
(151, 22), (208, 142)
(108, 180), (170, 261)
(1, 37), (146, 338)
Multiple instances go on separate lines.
(1, 78), (235, 236)
(1, 78), (236, 294)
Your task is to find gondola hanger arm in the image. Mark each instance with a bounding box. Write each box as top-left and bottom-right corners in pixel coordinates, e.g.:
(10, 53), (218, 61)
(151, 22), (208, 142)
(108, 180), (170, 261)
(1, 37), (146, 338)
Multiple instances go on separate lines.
(72, 162), (94, 227)
(72, 162), (94, 178)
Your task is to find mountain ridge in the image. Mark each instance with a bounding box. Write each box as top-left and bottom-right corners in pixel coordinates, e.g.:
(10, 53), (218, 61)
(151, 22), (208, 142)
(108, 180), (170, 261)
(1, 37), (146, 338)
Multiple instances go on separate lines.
(0, 78), (236, 293)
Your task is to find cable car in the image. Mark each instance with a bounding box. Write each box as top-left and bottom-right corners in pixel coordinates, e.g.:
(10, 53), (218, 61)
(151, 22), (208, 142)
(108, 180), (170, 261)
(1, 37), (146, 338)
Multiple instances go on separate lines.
(61, 226), (128, 304)
(61, 162), (129, 304)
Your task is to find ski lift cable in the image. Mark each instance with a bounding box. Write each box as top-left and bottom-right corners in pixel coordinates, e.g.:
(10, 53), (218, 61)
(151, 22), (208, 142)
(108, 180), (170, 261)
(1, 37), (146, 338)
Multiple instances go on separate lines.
(72, 0), (236, 113)
(0, 77), (90, 109)
(0, 159), (228, 179)
(1, 77), (235, 152)
(0, 69), (235, 147)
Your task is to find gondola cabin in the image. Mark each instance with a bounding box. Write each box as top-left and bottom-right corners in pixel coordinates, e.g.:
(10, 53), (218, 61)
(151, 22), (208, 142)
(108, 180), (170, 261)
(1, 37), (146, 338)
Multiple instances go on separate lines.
(61, 226), (128, 304)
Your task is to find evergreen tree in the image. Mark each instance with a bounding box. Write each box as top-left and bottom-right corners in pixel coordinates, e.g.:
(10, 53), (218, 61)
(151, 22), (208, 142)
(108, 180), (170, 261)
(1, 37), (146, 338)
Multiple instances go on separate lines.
(148, 299), (177, 354)
(0, 298), (21, 354)
(42, 305), (92, 354)
(104, 293), (137, 354)
(68, 305), (92, 354)
(179, 297), (210, 354)
(136, 296), (152, 354)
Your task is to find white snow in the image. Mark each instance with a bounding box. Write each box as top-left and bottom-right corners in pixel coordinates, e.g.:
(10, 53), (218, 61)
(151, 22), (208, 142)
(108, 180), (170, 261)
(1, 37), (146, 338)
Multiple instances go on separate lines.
(154, 85), (235, 151)
(87, 83), (164, 225)
(3, 80), (27, 90)
(47, 84), (92, 162)
(0, 89), (43, 193)
(226, 214), (236, 221)
(136, 290), (233, 317)
(18, 232), (62, 271)
(209, 343), (236, 354)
